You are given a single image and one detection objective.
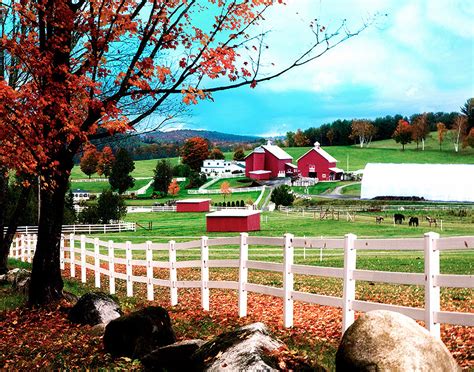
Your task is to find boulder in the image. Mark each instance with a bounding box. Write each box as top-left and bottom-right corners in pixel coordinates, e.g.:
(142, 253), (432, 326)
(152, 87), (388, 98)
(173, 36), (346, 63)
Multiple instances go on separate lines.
(141, 339), (205, 371)
(3, 268), (30, 286)
(14, 277), (30, 296)
(336, 310), (460, 371)
(68, 292), (122, 326)
(103, 306), (176, 359)
(89, 323), (107, 336)
(192, 322), (283, 371)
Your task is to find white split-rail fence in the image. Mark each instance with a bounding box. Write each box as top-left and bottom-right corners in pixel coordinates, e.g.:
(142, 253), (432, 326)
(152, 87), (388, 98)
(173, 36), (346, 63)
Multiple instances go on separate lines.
(9, 232), (474, 337)
(188, 186), (264, 195)
(16, 222), (136, 235)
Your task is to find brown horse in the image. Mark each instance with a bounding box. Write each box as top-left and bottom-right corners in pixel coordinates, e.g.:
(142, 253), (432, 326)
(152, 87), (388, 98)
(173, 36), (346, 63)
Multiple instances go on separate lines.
(375, 216), (384, 224)
(426, 216), (437, 227)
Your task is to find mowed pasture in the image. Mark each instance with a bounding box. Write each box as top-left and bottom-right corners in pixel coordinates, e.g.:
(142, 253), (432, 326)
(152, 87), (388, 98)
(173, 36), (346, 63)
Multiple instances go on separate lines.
(70, 131), (474, 179)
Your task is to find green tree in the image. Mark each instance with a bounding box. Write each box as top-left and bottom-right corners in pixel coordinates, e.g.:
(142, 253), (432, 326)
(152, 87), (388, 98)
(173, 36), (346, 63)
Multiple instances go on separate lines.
(173, 164), (191, 178)
(181, 137), (210, 171)
(97, 190), (127, 224)
(186, 171), (207, 189)
(271, 185), (295, 208)
(460, 98), (474, 131)
(109, 148), (135, 194)
(153, 160), (173, 197)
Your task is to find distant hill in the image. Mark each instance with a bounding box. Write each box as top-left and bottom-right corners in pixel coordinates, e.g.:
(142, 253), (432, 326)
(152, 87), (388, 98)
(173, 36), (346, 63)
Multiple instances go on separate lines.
(141, 129), (263, 144)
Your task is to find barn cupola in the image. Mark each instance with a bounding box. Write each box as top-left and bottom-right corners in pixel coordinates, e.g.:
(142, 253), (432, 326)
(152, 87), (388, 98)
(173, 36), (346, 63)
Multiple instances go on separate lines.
(314, 141), (321, 149)
(267, 139), (272, 146)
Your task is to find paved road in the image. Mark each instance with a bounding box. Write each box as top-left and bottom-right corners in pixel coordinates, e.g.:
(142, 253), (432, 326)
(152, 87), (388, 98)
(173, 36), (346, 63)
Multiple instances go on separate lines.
(308, 182), (361, 200)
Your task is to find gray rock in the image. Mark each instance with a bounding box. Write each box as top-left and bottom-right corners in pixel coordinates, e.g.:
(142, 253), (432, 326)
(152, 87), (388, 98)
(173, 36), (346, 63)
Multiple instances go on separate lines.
(89, 323), (107, 336)
(14, 277), (30, 296)
(103, 306), (176, 359)
(141, 339), (205, 371)
(336, 310), (460, 371)
(192, 322), (283, 371)
(5, 268), (30, 286)
(68, 292), (122, 326)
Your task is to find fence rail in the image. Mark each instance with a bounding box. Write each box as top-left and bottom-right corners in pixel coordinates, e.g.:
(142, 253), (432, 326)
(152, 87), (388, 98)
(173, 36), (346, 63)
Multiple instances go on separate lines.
(188, 186), (264, 195)
(16, 222), (136, 235)
(10, 232), (473, 336)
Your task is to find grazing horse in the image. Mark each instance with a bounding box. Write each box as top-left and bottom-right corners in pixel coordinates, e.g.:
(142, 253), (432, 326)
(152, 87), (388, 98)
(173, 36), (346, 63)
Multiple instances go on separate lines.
(394, 213), (405, 224)
(426, 216), (437, 227)
(409, 217), (419, 227)
(375, 216), (384, 224)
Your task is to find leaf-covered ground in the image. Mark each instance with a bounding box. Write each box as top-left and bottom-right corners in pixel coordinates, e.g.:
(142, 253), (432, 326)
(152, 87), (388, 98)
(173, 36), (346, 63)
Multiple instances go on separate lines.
(0, 265), (472, 370)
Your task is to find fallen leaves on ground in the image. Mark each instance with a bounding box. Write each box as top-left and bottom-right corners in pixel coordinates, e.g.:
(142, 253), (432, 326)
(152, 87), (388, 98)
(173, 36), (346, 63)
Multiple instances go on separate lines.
(1, 263), (472, 370)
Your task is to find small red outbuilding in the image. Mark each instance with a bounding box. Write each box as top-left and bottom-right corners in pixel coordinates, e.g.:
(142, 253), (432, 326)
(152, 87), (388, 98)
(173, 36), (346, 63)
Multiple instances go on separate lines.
(206, 210), (261, 232)
(297, 142), (344, 181)
(176, 198), (211, 212)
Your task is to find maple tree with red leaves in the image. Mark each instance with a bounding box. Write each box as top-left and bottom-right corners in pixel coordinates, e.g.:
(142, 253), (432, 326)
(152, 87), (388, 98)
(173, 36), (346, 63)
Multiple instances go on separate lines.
(0, 0), (370, 305)
(392, 119), (413, 151)
(168, 179), (180, 197)
(96, 146), (115, 177)
(79, 145), (100, 178)
(181, 137), (210, 171)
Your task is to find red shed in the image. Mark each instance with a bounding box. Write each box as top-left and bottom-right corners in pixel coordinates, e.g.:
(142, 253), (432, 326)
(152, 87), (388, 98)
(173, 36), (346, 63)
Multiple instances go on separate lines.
(245, 140), (297, 179)
(297, 142), (344, 181)
(206, 210), (261, 232)
(176, 198), (211, 212)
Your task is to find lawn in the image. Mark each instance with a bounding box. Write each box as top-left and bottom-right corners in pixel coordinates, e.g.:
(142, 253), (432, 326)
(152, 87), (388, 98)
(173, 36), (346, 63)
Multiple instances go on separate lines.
(70, 131), (474, 180)
(71, 178), (152, 193)
(207, 177), (254, 189)
(292, 181), (342, 195)
(340, 183), (361, 196)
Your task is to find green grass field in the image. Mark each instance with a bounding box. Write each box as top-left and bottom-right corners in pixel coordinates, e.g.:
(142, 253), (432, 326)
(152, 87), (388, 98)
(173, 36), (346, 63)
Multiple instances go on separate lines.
(70, 131), (474, 179)
(340, 183), (361, 196)
(207, 177), (254, 190)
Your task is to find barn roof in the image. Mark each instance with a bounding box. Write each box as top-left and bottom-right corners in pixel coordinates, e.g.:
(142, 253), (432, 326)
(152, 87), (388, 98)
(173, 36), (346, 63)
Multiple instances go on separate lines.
(361, 163), (474, 202)
(297, 142), (337, 163)
(261, 144), (292, 160)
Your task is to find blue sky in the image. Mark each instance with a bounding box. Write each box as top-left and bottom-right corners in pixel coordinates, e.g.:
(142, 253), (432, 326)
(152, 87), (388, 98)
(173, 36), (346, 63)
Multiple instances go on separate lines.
(168, 0), (474, 137)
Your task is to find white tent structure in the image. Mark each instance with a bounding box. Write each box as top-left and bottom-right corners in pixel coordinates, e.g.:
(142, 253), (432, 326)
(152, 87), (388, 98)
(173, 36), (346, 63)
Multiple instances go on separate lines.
(361, 163), (474, 202)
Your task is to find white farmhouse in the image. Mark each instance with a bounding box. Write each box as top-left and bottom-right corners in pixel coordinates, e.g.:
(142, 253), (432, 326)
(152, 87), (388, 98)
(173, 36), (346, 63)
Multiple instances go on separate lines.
(201, 159), (246, 177)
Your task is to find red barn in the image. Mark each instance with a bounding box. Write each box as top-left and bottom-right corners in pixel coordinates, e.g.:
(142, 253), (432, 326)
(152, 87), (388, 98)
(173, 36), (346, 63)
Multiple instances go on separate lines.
(176, 198), (211, 212)
(297, 142), (344, 181)
(206, 210), (261, 232)
(245, 141), (297, 180)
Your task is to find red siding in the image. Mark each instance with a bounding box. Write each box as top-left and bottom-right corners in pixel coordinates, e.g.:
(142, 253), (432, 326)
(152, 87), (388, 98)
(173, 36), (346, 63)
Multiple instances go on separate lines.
(297, 149), (337, 180)
(245, 152), (265, 178)
(265, 152), (291, 178)
(206, 213), (261, 232)
(176, 200), (210, 212)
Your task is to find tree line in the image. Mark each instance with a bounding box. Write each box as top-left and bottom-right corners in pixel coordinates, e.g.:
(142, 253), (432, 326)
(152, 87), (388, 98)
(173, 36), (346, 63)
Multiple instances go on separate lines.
(284, 99), (474, 150)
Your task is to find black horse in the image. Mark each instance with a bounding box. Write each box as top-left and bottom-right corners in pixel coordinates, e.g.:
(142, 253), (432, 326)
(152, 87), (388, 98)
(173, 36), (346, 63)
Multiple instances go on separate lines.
(394, 213), (405, 224)
(409, 217), (419, 227)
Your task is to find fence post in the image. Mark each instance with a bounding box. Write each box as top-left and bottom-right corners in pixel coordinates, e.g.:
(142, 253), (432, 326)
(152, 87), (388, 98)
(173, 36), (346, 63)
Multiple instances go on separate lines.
(26, 234), (33, 262)
(342, 233), (357, 333)
(424, 232), (440, 338)
(126, 241), (133, 297)
(283, 233), (294, 328)
(20, 235), (26, 262)
(60, 235), (65, 270)
(15, 236), (19, 259)
(238, 233), (249, 318)
(94, 238), (100, 288)
(70, 234), (75, 277)
(146, 241), (154, 301)
(201, 236), (209, 311)
(108, 240), (115, 294)
(169, 240), (178, 306)
(81, 235), (87, 283)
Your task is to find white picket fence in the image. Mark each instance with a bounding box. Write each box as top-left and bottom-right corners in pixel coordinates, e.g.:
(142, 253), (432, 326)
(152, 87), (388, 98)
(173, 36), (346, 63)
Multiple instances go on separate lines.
(16, 222), (136, 235)
(10, 232), (474, 336)
(188, 186), (265, 195)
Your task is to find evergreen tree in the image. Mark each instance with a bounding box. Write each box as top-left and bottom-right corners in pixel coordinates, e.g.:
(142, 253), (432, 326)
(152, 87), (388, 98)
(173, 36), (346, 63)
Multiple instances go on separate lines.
(153, 160), (173, 196)
(271, 185), (295, 207)
(109, 148), (135, 194)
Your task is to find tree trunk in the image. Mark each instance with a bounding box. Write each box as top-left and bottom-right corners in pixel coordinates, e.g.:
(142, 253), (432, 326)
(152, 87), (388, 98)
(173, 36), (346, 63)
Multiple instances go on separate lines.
(28, 172), (69, 305)
(0, 185), (31, 274)
(0, 170), (7, 274)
